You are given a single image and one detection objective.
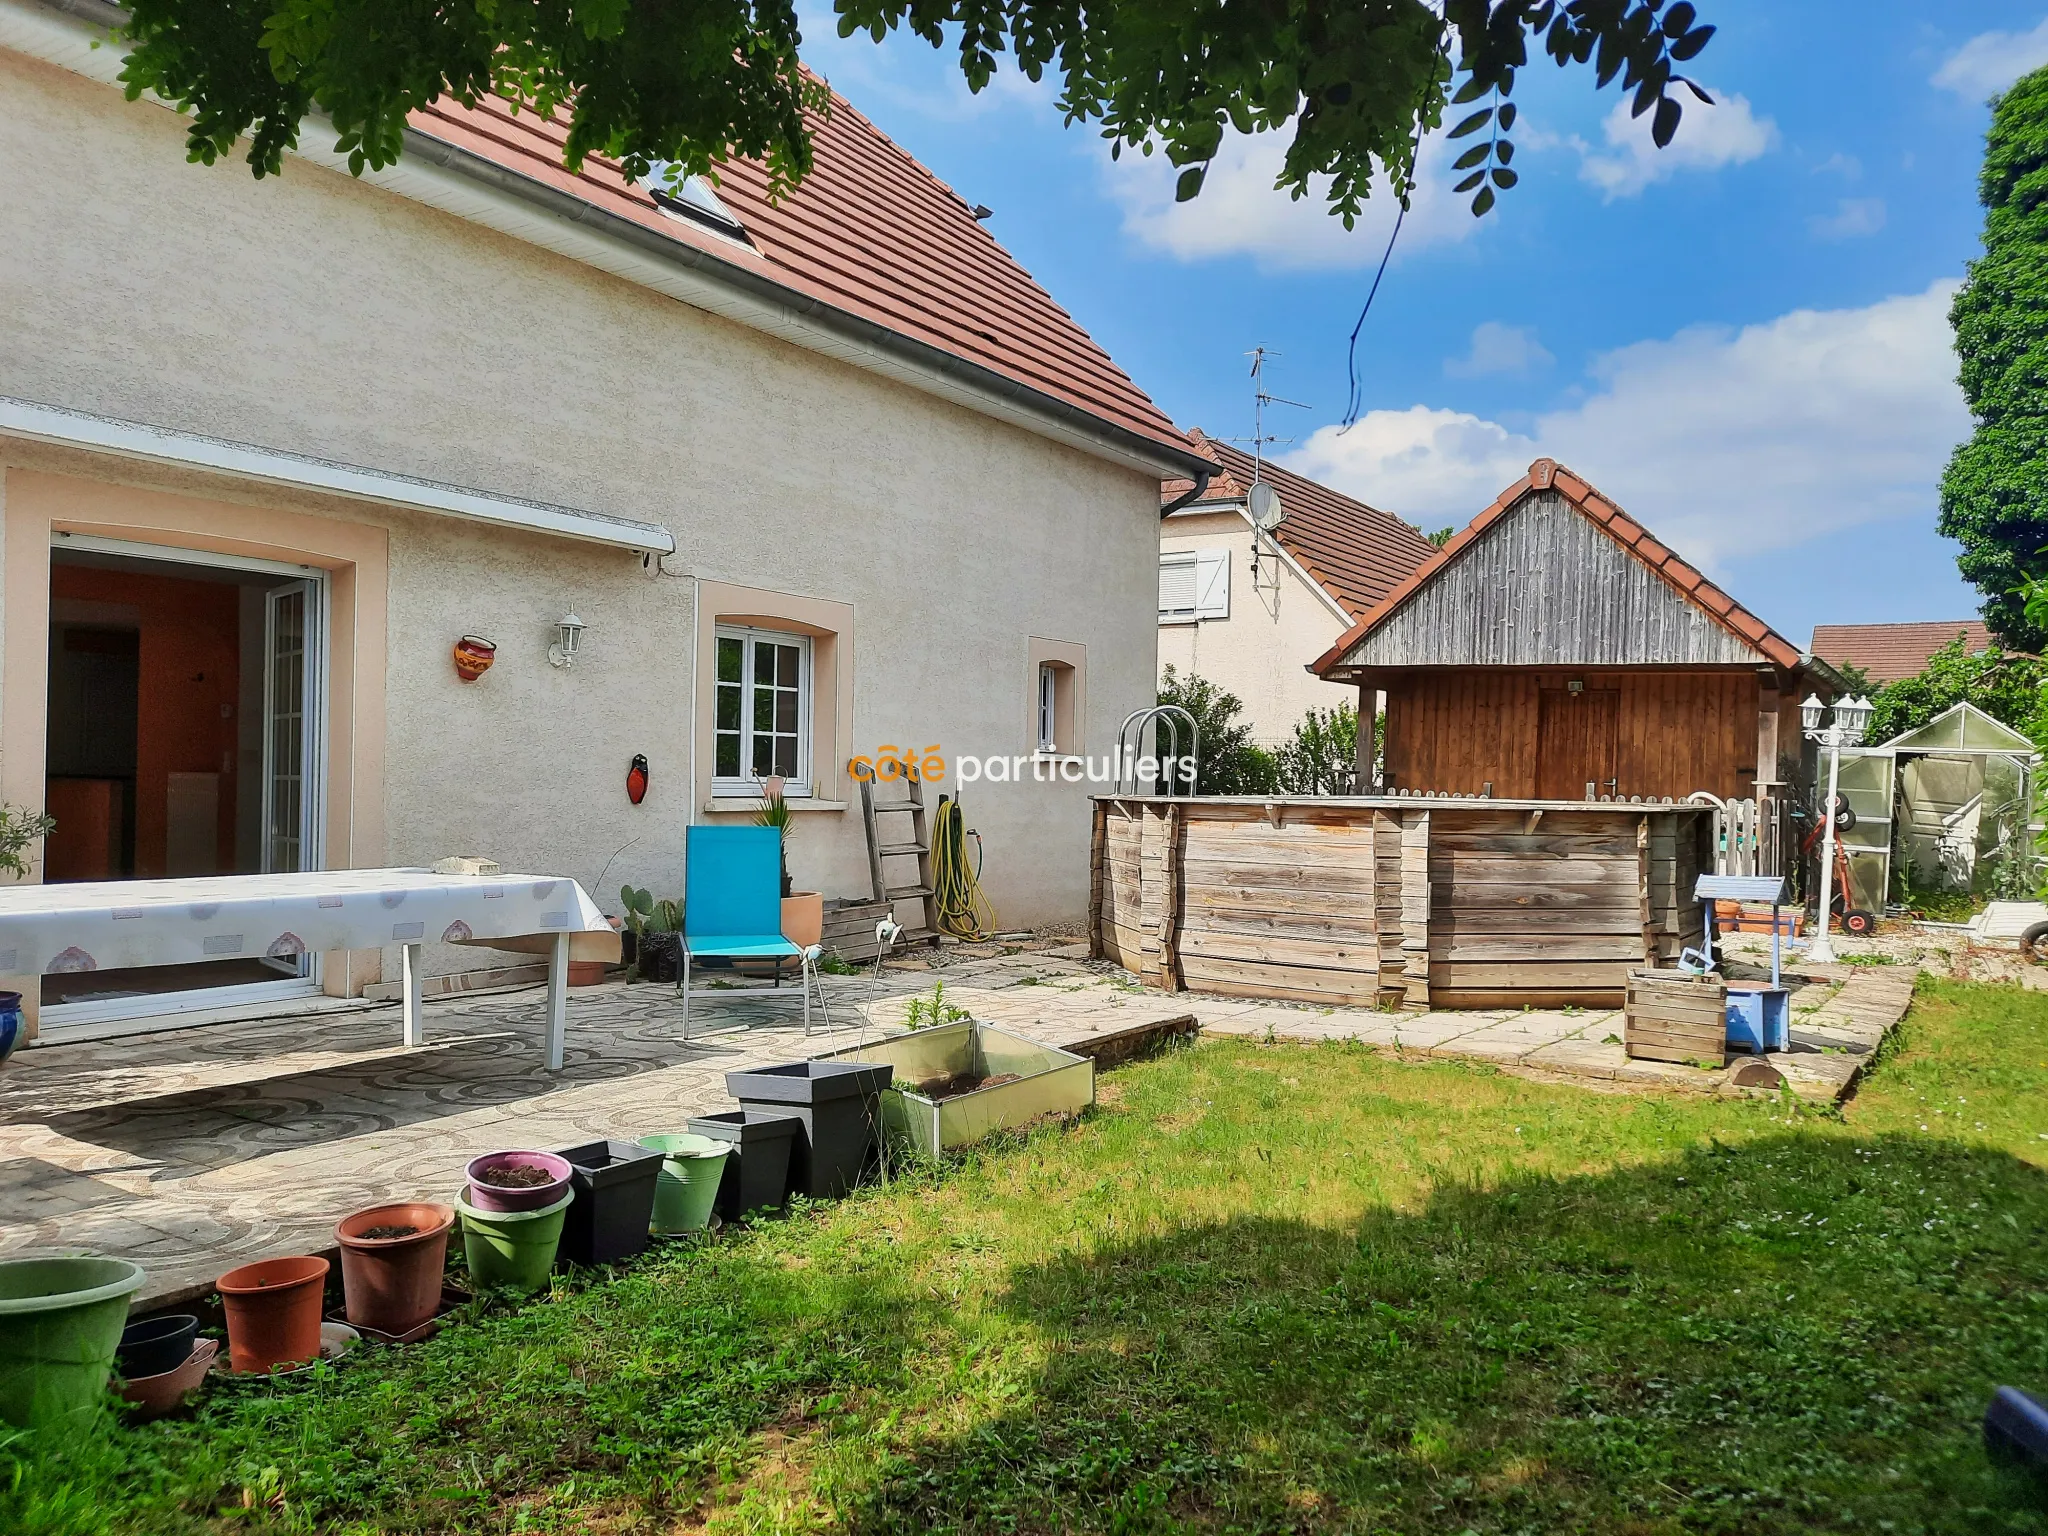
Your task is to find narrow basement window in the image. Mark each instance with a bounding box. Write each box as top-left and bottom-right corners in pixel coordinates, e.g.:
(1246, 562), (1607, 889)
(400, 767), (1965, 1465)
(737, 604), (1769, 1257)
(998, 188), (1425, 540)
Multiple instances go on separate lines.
(1038, 662), (1059, 753)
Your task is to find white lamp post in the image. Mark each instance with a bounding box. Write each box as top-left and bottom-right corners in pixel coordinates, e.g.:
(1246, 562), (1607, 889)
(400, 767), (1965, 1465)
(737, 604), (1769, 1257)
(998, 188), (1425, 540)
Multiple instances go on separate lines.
(1801, 692), (1873, 962)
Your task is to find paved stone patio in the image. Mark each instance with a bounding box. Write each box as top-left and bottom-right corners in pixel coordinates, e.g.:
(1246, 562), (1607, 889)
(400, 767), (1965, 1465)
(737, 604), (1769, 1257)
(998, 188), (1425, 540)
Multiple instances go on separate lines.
(0, 943), (1914, 1309)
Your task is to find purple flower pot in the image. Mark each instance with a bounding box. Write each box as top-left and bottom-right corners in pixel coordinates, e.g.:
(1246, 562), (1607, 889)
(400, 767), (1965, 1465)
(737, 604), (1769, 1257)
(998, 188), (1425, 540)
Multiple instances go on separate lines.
(464, 1150), (573, 1213)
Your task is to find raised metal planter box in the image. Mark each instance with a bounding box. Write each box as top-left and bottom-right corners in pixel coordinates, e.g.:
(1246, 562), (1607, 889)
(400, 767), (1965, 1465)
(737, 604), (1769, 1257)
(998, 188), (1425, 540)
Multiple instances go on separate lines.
(822, 1020), (1094, 1156)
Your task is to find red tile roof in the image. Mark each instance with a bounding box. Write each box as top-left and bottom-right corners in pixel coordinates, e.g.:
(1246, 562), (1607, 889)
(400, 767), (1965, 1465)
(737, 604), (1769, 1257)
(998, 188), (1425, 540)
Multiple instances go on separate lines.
(1162, 432), (1436, 619)
(406, 90), (1191, 462)
(1310, 457), (1805, 676)
(1809, 622), (1993, 684)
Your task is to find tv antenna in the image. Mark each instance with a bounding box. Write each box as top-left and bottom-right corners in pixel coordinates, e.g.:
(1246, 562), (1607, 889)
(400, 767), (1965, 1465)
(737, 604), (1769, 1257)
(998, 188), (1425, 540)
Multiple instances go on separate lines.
(1229, 346), (1309, 593)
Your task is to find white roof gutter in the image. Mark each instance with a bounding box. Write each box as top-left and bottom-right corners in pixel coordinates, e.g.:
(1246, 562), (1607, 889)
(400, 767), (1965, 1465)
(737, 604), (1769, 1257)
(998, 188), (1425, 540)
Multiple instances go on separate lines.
(0, 395), (677, 555)
(7, 0), (1206, 484)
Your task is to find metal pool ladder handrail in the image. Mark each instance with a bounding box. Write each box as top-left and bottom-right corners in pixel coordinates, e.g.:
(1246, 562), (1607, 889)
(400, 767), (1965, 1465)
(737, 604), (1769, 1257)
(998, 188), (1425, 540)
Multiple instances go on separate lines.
(1114, 705), (1200, 796)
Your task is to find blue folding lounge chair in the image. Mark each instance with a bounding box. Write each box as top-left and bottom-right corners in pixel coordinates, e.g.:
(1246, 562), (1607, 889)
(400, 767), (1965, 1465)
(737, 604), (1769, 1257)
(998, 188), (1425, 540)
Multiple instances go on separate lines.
(678, 824), (826, 1040)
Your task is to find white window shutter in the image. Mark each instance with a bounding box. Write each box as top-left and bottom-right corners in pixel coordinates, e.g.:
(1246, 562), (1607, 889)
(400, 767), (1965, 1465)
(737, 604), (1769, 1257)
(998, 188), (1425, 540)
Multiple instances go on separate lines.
(1194, 550), (1230, 618)
(1158, 555), (1198, 617)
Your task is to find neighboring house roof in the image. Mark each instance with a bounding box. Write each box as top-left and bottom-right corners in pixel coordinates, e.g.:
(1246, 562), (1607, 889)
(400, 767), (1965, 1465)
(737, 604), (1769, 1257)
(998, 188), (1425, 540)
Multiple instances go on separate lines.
(1311, 457), (1805, 677)
(1160, 431), (1437, 619)
(408, 90), (1193, 465)
(1809, 621), (1993, 684)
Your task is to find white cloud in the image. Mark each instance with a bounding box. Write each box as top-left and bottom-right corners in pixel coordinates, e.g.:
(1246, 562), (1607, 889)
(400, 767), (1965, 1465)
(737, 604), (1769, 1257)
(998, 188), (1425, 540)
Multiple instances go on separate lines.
(1809, 197), (1887, 240)
(1934, 19), (2048, 99)
(1813, 152), (1862, 180)
(1286, 281), (1966, 571)
(1104, 127), (1476, 271)
(1445, 321), (1554, 378)
(1578, 88), (1776, 199)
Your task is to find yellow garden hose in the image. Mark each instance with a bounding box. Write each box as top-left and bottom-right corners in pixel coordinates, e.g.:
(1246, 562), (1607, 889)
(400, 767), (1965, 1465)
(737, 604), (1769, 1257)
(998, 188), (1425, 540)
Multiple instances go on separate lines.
(931, 794), (997, 940)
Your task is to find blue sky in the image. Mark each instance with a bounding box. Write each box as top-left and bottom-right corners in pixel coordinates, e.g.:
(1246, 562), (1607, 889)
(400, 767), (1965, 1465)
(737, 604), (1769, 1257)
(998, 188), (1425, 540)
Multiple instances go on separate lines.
(796, 2), (2048, 649)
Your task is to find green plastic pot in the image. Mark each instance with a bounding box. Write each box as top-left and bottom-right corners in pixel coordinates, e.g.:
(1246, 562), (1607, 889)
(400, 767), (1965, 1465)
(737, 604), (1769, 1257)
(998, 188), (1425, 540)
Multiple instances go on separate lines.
(456, 1190), (572, 1292)
(0, 1256), (147, 1428)
(639, 1135), (730, 1234)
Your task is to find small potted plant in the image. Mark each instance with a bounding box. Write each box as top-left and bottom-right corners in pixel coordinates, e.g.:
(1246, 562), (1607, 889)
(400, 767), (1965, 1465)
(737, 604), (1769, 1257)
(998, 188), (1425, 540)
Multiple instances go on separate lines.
(758, 779), (822, 950)
(621, 887), (684, 983)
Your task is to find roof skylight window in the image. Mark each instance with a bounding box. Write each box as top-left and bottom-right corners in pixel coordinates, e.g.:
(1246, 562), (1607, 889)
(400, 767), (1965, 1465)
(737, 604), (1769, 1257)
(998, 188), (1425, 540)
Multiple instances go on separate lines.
(635, 161), (749, 243)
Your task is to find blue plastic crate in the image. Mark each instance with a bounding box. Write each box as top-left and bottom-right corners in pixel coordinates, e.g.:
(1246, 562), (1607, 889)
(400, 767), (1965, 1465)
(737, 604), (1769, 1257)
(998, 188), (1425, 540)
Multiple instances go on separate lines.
(1724, 986), (1789, 1054)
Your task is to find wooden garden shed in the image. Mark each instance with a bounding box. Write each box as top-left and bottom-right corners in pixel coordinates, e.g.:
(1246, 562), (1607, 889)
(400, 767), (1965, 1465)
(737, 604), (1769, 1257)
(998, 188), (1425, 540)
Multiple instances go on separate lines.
(1310, 459), (1833, 807)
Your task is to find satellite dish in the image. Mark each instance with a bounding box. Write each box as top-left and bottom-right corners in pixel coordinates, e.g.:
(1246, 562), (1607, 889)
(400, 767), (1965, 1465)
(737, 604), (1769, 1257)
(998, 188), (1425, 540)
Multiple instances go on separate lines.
(1248, 480), (1285, 532)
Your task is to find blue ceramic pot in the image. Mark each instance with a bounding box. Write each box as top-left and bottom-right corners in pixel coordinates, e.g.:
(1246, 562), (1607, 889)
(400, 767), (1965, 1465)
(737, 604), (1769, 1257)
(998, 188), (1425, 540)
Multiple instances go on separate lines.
(0, 992), (20, 1067)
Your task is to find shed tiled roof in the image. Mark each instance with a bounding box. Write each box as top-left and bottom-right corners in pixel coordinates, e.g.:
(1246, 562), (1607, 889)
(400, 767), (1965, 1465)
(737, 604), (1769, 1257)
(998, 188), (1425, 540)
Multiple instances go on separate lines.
(1809, 621), (1993, 684)
(1161, 432), (1437, 619)
(407, 89), (1189, 460)
(1310, 458), (1804, 676)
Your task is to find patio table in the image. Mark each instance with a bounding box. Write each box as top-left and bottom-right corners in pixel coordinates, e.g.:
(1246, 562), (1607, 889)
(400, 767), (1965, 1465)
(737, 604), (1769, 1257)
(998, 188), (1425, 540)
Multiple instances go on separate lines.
(0, 868), (619, 1069)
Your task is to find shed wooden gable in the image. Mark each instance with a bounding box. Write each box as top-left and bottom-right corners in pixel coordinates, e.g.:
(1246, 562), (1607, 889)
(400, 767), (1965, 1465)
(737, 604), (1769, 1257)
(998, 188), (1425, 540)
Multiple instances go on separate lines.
(1313, 459), (1802, 677)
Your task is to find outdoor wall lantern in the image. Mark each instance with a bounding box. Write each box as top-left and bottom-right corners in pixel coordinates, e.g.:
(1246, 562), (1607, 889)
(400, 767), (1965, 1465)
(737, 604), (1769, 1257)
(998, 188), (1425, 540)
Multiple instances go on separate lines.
(548, 612), (586, 670)
(1799, 691), (1875, 962)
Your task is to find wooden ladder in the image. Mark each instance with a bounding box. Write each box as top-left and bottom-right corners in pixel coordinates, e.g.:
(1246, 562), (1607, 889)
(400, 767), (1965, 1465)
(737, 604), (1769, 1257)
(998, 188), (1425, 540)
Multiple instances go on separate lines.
(858, 768), (939, 942)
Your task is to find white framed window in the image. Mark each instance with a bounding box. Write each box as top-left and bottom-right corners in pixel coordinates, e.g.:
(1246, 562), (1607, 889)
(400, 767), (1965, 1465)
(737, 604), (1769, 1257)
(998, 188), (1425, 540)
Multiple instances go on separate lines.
(713, 625), (811, 796)
(1158, 550), (1229, 622)
(1038, 662), (1059, 752)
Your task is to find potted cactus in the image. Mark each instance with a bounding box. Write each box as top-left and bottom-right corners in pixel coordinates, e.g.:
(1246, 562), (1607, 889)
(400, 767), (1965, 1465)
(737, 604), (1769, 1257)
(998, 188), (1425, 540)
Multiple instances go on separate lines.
(620, 886), (683, 983)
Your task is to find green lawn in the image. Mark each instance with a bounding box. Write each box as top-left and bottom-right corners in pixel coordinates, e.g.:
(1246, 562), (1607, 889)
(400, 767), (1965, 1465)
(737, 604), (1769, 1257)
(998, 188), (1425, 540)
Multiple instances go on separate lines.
(9, 978), (2048, 1533)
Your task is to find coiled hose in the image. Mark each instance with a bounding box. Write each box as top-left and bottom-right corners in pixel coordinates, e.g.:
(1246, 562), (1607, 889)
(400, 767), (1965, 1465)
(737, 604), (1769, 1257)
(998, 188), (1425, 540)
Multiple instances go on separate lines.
(931, 794), (997, 940)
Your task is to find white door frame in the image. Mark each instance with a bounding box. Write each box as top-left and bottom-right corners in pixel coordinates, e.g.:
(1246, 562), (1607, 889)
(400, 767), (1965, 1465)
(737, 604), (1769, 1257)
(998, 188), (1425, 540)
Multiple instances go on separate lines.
(38, 535), (331, 1036)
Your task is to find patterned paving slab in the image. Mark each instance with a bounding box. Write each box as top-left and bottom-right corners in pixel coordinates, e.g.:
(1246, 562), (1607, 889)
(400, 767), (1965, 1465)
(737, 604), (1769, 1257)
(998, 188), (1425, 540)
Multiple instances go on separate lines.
(0, 958), (1151, 1307)
(0, 948), (1916, 1310)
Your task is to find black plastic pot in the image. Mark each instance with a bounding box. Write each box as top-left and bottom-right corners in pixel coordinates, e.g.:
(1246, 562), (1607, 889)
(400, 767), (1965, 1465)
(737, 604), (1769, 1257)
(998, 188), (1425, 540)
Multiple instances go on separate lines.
(116, 1313), (198, 1380)
(686, 1110), (803, 1219)
(554, 1140), (663, 1266)
(724, 1061), (891, 1200)
(637, 933), (681, 984)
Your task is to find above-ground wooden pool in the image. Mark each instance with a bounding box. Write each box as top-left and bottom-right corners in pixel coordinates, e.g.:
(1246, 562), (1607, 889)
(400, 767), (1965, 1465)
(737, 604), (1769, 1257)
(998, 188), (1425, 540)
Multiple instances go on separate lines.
(1090, 796), (1714, 1010)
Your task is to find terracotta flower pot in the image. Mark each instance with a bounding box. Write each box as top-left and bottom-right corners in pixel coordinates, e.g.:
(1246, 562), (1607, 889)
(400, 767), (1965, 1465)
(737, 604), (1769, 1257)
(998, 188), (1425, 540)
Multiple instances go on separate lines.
(452, 635), (496, 682)
(335, 1202), (455, 1338)
(781, 892), (824, 950)
(568, 960), (608, 987)
(217, 1255), (328, 1375)
(117, 1337), (218, 1422)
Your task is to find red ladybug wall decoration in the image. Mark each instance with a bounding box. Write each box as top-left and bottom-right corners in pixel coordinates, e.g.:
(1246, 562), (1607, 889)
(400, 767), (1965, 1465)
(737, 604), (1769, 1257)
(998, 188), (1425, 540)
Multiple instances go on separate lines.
(626, 754), (649, 805)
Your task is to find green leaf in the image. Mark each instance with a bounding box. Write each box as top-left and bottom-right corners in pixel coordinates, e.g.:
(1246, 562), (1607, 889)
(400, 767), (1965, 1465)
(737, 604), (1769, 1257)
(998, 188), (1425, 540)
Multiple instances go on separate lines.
(1453, 142), (1491, 171)
(1454, 170), (1487, 194)
(1490, 166), (1519, 188)
(1652, 96), (1680, 148)
(1495, 139), (1516, 164)
(1471, 184), (1497, 217)
(1174, 165), (1205, 202)
(1671, 25), (1715, 62)
(1664, 2), (1698, 37)
(1497, 102), (1518, 132)
(1448, 107), (1494, 139)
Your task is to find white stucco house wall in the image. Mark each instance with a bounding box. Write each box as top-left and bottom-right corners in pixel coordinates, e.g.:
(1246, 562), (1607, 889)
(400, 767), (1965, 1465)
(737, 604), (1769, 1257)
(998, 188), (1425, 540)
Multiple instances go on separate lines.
(1158, 432), (1435, 747)
(0, 0), (1206, 1040)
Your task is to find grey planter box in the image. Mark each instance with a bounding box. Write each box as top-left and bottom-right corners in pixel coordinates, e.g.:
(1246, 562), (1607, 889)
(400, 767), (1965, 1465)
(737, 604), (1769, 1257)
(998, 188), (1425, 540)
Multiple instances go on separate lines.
(820, 1020), (1094, 1156)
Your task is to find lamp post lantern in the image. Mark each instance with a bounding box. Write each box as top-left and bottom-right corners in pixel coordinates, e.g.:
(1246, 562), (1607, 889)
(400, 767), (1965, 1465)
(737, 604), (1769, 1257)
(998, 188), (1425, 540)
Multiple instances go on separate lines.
(1802, 693), (1873, 963)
